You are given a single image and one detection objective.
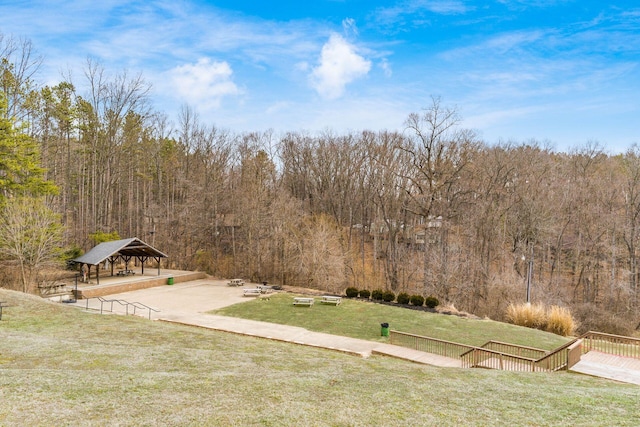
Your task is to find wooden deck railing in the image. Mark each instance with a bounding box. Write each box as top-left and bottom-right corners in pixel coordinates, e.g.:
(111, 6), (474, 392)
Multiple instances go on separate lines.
(533, 338), (579, 371)
(479, 340), (548, 359)
(389, 330), (579, 372)
(566, 339), (583, 369)
(460, 348), (540, 371)
(389, 330), (475, 358)
(389, 330), (639, 372)
(581, 331), (640, 359)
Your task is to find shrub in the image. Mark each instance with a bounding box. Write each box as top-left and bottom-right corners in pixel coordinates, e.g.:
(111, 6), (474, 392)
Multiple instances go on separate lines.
(424, 296), (440, 309)
(410, 295), (424, 307)
(345, 287), (359, 298)
(358, 289), (370, 299)
(573, 304), (633, 336)
(396, 293), (410, 305)
(546, 305), (577, 336)
(505, 303), (546, 329)
(382, 290), (395, 302)
(371, 289), (384, 301)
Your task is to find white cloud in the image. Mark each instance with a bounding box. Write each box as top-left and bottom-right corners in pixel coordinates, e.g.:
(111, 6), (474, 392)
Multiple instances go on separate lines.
(342, 18), (359, 36)
(374, 0), (471, 27)
(380, 58), (393, 77)
(310, 34), (371, 99)
(168, 58), (240, 108)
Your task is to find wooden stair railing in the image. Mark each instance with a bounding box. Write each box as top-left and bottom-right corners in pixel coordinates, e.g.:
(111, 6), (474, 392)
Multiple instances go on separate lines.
(389, 330), (640, 372)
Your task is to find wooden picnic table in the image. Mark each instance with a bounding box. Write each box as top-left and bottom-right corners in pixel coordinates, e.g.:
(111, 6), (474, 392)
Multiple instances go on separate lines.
(293, 297), (314, 306)
(243, 288), (262, 297)
(257, 284), (274, 293)
(320, 295), (342, 305)
(117, 269), (135, 276)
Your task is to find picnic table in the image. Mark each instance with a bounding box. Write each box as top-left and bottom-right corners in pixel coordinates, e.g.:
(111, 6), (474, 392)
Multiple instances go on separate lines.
(243, 288), (262, 297)
(293, 297), (314, 306)
(228, 278), (245, 287)
(320, 295), (342, 305)
(117, 269), (135, 276)
(257, 284), (274, 293)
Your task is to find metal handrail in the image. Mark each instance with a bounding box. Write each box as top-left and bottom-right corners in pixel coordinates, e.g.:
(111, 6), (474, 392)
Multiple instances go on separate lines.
(84, 297), (160, 320)
(128, 301), (160, 319)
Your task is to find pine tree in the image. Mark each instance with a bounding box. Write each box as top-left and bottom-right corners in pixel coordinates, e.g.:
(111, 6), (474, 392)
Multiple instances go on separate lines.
(0, 93), (57, 200)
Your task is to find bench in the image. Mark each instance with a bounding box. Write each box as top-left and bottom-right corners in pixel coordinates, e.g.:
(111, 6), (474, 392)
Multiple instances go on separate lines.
(243, 288), (262, 297)
(228, 279), (245, 287)
(320, 295), (342, 305)
(257, 285), (274, 293)
(293, 297), (314, 306)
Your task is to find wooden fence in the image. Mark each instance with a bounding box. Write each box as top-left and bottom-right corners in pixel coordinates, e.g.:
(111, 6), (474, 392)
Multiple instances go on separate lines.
(389, 330), (474, 358)
(479, 340), (548, 359)
(460, 348), (540, 371)
(389, 330), (640, 373)
(389, 330), (581, 372)
(581, 331), (640, 359)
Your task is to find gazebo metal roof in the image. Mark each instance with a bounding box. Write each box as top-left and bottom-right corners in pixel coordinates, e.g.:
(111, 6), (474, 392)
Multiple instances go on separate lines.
(72, 238), (168, 284)
(73, 238), (167, 266)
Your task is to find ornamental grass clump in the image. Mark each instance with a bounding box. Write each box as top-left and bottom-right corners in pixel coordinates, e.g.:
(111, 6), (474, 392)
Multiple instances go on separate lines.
(505, 303), (577, 336)
(505, 303), (546, 329)
(546, 305), (577, 337)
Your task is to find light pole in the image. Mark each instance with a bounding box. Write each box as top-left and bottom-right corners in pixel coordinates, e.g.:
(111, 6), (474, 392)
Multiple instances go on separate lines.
(526, 257), (533, 303)
(523, 245), (533, 303)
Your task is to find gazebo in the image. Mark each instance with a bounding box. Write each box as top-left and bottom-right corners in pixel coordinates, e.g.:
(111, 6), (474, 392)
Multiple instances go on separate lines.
(72, 238), (168, 285)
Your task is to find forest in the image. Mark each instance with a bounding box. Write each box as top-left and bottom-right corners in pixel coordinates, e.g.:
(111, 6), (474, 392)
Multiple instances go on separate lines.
(1, 34), (639, 334)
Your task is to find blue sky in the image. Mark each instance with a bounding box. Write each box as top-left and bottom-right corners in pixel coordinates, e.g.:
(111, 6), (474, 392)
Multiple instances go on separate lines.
(1, 0), (639, 152)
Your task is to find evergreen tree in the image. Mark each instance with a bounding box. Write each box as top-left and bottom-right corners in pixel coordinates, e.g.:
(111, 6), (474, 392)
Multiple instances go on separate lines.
(0, 93), (57, 200)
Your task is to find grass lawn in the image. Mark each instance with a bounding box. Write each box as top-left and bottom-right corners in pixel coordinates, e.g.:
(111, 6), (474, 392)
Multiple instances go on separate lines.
(1, 289), (638, 427)
(212, 293), (570, 351)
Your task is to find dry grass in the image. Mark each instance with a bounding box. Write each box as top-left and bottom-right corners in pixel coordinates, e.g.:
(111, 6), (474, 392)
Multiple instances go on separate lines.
(506, 303), (578, 337)
(505, 302), (547, 329)
(1, 289), (638, 426)
(546, 305), (577, 336)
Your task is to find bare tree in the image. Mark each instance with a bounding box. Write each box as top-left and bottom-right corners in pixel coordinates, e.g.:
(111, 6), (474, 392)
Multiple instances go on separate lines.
(621, 144), (640, 310)
(0, 33), (43, 121)
(0, 197), (63, 293)
(400, 97), (479, 301)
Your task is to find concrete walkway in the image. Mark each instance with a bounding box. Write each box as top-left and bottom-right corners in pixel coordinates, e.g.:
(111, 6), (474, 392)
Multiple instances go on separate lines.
(160, 311), (461, 367)
(70, 278), (640, 381)
(71, 279), (461, 368)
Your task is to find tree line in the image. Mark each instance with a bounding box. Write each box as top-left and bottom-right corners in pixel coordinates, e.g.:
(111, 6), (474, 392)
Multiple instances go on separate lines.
(1, 34), (639, 332)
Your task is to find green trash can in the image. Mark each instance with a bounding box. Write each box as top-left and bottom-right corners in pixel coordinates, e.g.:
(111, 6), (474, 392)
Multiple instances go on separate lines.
(381, 322), (390, 337)
(167, 277), (174, 285)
